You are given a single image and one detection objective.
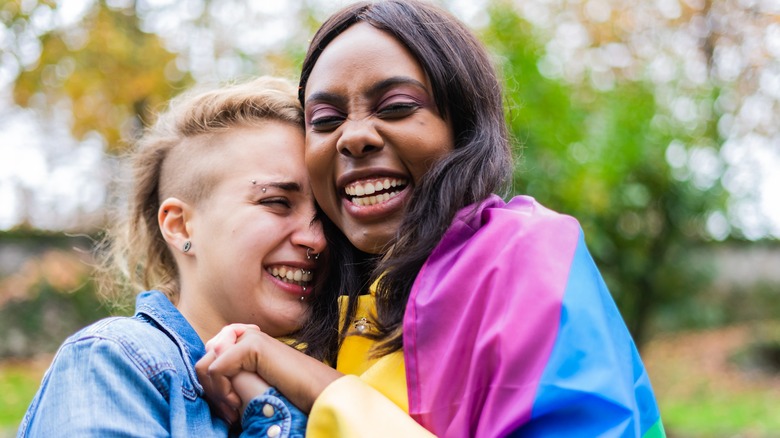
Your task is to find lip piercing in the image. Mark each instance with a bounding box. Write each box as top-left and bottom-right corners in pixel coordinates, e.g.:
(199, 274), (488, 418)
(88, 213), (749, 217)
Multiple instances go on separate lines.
(300, 296), (305, 302)
(306, 247), (320, 260)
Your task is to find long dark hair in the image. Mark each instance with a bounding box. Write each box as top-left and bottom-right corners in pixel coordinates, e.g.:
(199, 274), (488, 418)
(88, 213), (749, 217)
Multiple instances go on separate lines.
(299, 0), (513, 355)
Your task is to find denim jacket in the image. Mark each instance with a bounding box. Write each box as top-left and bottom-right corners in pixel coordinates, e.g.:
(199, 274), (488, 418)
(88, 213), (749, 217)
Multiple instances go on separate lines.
(18, 290), (307, 437)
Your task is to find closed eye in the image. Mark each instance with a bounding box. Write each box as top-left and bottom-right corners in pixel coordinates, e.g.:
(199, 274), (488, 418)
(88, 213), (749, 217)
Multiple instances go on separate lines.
(377, 102), (419, 119)
(309, 115), (345, 132)
(259, 197), (291, 209)
(308, 105), (345, 132)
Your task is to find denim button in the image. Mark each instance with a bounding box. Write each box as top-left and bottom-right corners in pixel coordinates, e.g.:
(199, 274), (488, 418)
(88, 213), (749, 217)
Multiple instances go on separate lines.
(262, 403), (274, 417)
(267, 424), (281, 437)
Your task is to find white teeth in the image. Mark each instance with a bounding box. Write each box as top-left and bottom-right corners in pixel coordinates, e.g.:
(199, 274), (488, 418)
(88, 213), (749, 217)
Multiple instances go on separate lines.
(345, 178), (407, 198)
(267, 266), (313, 287)
(351, 190), (400, 206)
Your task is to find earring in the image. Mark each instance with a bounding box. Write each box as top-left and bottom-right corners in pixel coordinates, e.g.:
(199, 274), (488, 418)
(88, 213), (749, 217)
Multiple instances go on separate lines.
(183, 241), (192, 253)
(306, 247), (319, 260)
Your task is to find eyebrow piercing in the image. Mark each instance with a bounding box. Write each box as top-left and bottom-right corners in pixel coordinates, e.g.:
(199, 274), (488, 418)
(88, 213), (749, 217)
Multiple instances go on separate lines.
(250, 180), (267, 192)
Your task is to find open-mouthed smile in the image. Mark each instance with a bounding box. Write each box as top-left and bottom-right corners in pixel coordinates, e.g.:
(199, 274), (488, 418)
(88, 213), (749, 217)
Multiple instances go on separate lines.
(343, 177), (408, 206)
(266, 265), (313, 288)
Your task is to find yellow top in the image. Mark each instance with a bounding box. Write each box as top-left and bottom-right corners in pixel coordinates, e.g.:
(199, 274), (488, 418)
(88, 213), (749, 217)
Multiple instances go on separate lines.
(306, 292), (434, 437)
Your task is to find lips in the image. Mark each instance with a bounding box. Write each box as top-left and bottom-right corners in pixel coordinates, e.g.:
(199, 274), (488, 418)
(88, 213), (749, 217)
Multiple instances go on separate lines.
(266, 265), (313, 288)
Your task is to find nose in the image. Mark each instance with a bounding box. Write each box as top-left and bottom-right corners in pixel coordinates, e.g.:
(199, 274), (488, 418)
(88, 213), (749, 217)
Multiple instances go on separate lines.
(292, 215), (327, 260)
(337, 118), (383, 158)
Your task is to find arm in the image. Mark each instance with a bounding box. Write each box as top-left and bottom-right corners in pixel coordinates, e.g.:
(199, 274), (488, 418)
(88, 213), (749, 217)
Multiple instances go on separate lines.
(511, 233), (665, 437)
(307, 375), (436, 438)
(235, 373), (309, 438)
(197, 325), (342, 415)
(18, 337), (171, 437)
(200, 325), (436, 437)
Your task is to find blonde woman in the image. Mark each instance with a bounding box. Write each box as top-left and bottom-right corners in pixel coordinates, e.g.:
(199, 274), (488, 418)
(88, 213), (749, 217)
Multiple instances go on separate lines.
(18, 77), (335, 437)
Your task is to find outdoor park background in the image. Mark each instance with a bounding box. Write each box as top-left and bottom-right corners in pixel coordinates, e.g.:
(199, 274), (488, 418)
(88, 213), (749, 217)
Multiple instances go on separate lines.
(1, 0), (779, 436)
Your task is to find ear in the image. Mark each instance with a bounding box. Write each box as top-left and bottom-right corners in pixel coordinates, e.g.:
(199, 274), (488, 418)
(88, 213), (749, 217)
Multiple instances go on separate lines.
(159, 197), (194, 254)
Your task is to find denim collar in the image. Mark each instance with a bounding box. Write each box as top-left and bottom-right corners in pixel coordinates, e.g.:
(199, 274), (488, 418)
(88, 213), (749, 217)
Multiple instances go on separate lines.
(134, 290), (205, 392)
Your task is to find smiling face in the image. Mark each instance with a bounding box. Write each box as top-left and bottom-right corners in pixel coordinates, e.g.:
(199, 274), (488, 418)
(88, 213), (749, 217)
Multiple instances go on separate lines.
(177, 122), (326, 338)
(304, 23), (455, 254)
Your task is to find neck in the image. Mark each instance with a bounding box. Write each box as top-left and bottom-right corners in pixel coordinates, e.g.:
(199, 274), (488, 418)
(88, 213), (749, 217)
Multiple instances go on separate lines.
(175, 292), (220, 344)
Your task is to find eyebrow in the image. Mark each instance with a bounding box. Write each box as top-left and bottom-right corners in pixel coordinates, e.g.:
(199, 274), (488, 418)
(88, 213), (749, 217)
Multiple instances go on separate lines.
(252, 181), (302, 193)
(305, 76), (429, 107)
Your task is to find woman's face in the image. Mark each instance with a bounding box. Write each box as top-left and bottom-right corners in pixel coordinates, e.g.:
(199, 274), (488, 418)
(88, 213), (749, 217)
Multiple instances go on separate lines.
(304, 23), (454, 254)
(183, 122), (326, 338)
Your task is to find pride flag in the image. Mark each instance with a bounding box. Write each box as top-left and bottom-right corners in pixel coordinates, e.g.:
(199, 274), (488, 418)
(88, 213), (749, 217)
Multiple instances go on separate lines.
(404, 195), (664, 437)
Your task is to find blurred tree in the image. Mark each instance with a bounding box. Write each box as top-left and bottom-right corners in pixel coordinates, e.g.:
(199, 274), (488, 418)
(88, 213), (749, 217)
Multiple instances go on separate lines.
(3, 0), (191, 152)
(483, 5), (726, 346)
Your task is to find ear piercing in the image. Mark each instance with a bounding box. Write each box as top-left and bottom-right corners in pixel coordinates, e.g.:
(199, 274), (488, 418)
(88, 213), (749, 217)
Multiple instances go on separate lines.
(182, 241), (192, 252)
(306, 247), (320, 260)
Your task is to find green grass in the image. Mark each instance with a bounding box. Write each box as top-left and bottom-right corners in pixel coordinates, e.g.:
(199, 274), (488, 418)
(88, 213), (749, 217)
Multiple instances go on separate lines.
(660, 389), (780, 437)
(0, 360), (47, 433)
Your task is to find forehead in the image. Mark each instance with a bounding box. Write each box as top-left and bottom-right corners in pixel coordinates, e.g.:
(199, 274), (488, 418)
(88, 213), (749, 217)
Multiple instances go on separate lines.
(199, 123), (306, 186)
(305, 23), (428, 97)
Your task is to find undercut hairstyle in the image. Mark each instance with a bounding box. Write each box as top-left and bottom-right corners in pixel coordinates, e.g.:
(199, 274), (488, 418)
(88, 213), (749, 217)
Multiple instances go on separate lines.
(98, 77), (339, 362)
(299, 0), (514, 355)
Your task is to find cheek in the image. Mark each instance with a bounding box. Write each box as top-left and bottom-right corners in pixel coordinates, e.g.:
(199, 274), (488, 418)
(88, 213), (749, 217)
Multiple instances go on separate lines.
(305, 143), (338, 205)
(408, 145), (453, 185)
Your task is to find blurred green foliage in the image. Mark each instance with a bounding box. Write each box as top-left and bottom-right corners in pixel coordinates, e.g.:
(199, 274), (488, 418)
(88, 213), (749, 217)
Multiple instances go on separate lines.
(482, 6), (727, 345)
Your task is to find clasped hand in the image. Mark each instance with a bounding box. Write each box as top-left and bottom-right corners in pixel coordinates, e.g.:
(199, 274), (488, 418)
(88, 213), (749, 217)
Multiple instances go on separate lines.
(196, 324), (270, 425)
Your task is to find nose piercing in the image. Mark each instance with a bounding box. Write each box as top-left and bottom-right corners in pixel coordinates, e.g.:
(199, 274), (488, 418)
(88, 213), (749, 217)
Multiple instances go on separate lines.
(306, 247), (320, 260)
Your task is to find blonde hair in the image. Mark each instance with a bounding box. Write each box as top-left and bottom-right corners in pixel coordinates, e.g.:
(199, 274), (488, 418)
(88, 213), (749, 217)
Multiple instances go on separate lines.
(99, 76), (303, 307)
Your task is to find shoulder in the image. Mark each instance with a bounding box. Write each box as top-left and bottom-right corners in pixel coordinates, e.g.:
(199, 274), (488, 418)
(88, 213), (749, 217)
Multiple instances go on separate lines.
(477, 195), (580, 240)
(58, 315), (182, 377)
(433, 195), (583, 266)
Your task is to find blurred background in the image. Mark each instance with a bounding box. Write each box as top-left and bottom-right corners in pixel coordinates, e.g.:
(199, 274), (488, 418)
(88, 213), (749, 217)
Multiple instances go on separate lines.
(1, 0), (778, 436)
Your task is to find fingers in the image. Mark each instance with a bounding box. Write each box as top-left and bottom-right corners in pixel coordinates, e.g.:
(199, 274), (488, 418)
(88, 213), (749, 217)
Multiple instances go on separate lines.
(205, 323), (261, 355)
(198, 324), (268, 423)
(197, 350), (242, 423)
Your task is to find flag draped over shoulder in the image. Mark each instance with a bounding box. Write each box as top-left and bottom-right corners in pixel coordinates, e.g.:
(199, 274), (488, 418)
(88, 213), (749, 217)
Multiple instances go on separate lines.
(403, 195), (664, 437)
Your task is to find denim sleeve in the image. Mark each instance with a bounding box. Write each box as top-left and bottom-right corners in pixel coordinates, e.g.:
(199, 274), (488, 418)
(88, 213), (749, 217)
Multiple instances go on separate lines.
(17, 337), (173, 437)
(240, 387), (308, 438)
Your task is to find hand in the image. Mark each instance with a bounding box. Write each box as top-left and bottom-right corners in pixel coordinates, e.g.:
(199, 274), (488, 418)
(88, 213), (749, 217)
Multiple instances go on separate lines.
(206, 326), (344, 413)
(206, 323), (260, 356)
(197, 324), (261, 423)
(232, 371), (271, 415)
